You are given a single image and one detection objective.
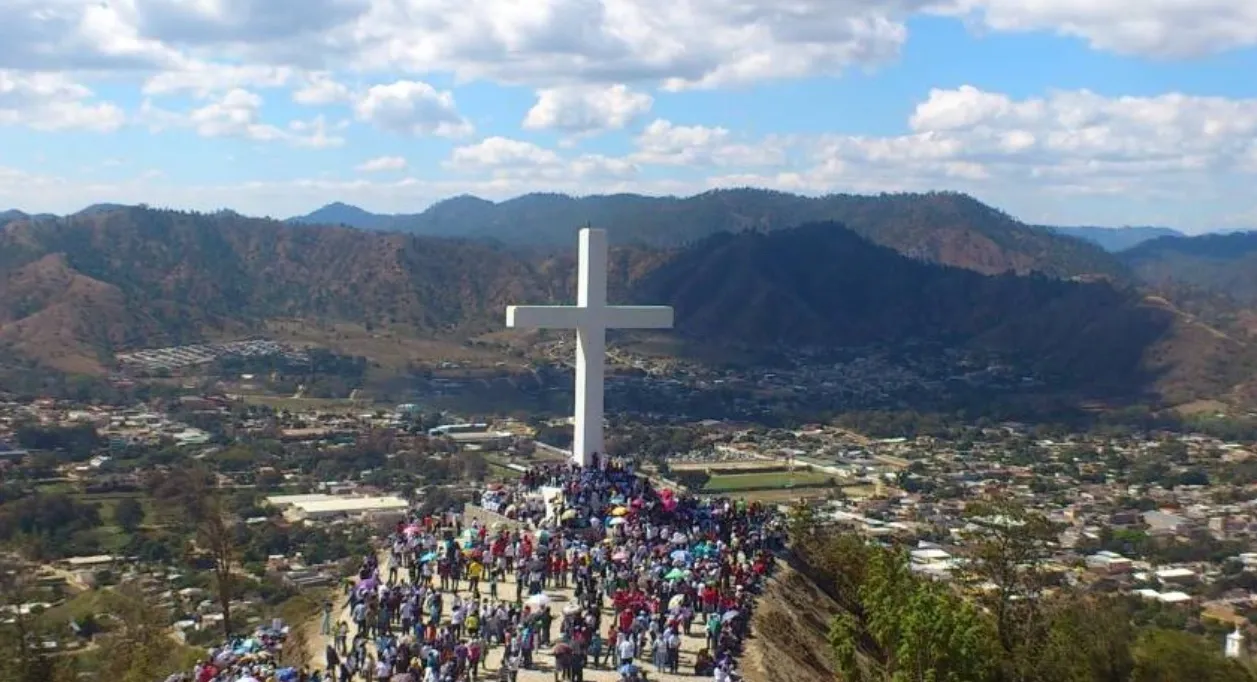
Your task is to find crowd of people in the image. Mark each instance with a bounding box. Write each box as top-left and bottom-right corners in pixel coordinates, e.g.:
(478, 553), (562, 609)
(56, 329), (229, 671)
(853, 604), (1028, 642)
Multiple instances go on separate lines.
(172, 622), (301, 682)
(179, 457), (785, 682)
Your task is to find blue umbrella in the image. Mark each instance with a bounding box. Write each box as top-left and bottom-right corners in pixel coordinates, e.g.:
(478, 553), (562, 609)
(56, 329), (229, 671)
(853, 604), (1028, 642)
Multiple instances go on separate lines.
(419, 551), (438, 563)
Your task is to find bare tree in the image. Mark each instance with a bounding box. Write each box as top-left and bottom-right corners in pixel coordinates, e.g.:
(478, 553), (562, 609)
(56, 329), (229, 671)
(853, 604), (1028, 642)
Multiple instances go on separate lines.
(197, 495), (238, 640)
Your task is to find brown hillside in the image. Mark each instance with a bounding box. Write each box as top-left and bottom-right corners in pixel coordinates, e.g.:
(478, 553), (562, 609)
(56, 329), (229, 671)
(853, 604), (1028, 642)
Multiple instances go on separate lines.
(0, 253), (164, 374)
(742, 559), (842, 682)
(0, 208), (1251, 409)
(0, 209), (563, 339)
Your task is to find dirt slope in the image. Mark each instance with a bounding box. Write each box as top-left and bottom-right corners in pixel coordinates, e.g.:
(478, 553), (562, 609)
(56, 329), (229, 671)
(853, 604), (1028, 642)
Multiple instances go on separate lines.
(742, 559), (841, 682)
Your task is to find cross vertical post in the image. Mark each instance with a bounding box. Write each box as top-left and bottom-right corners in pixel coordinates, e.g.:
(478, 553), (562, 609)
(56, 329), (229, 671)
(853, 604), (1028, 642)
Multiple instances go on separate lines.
(574, 228), (607, 466)
(505, 227), (674, 468)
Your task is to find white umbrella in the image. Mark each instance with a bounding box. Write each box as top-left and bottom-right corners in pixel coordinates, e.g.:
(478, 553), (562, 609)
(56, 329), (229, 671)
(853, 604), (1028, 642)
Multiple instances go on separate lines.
(526, 593), (551, 609)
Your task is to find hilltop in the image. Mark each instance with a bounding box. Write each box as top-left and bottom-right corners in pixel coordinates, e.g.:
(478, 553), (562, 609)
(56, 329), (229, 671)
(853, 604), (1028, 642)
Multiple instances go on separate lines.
(288, 190), (1127, 280)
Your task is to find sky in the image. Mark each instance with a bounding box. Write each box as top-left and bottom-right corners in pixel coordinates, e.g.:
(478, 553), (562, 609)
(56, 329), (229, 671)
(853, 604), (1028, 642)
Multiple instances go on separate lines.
(2, 1), (1257, 232)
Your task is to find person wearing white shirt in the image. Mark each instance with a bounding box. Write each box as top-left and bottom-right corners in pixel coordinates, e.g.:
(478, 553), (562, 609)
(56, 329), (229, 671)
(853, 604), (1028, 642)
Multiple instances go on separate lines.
(617, 635), (636, 666)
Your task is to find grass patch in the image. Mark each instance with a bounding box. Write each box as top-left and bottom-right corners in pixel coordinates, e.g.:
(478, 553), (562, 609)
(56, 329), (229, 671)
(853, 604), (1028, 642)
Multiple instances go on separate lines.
(36, 590), (110, 629)
(239, 394), (366, 412)
(483, 456), (523, 482)
(34, 481), (77, 494)
(261, 319), (507, 370)
(702, 471), (835, 492)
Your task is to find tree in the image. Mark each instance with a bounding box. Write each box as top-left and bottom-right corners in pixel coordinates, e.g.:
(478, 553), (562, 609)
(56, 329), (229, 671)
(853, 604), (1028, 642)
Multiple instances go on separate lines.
(198, 496), (238, 640)
(961, 498), (1060, 681)
(829, 543), (996, 682)
(1037, 596), (1136, 682)
(96, 585), (181, 682)
(114, 497), (145, 533)
(1130, 630), (1253, 682)
(461, 452), (489, 482)
(0, 563), (76, 682)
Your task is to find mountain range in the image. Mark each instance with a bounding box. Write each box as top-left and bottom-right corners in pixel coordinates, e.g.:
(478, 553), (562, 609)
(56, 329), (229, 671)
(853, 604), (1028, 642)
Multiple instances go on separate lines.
(1120, 231), (1257, 305)
(1047, 225), (1184, 252)
(1, 197), (1254, 408)
(286, 190), (1127, 280)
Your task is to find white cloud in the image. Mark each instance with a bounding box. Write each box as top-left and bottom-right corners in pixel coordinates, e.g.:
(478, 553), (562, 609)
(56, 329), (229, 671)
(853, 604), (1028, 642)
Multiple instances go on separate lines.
(128, 0), (373, 48)
(353, 80), (473, 137)
(631, 119), (789, 167)
(447, 137), (563, 171)
(190, 89), (289, 141)
(294, 72), (353, 105)
(3, 0), (1256, 102)
(287, 115), (348, 148)
(952, 0), (1257, 58)
(523, 84), (653, 135)
(446, 137), (639, 183)
(356, 156), (408, 172)
(0, 71), (125, 132)
(141, 89), (347, 147)
(143, 62), (294, 98)
(0, 0), (181, 71)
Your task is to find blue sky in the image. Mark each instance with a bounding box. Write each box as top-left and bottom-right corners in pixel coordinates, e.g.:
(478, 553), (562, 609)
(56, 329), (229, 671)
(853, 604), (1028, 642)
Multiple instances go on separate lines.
(2, 1), (1257, 232)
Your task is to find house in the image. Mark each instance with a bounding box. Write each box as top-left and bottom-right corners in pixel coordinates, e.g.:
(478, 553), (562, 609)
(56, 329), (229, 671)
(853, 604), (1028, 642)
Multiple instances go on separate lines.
(1086, 551), (1133, 574)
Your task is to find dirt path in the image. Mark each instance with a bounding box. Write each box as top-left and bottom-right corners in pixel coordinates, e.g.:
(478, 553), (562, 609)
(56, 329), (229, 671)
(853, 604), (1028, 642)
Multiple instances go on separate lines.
(300, 549), (723, 681)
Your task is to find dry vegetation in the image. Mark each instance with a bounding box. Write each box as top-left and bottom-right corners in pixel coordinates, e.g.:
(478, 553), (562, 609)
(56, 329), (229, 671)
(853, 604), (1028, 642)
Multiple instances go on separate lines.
(742, 560), (842, 682)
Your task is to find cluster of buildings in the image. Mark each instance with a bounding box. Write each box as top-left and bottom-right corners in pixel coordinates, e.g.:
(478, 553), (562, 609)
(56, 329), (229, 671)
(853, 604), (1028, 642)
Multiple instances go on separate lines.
(115, 339), (306, 372)
(745, 424), (1257, 633)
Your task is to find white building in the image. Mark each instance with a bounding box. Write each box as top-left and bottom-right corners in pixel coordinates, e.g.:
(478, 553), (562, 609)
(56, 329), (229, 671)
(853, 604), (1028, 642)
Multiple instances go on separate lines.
(1227, 628), (1245, 659)
(266, 493), (409, 522)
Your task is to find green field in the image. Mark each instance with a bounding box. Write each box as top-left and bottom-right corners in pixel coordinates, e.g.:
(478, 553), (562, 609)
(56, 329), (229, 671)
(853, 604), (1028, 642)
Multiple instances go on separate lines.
(239, 394), (367, 412)
(702, 470), (835, 492)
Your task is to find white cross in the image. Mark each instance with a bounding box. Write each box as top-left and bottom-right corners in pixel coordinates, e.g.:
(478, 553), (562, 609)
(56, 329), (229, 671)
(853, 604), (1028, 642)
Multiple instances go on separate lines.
(506, 228), (674, 467)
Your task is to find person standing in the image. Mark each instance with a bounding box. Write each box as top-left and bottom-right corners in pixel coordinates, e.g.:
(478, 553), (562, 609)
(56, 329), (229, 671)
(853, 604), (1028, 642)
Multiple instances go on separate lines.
(321, 600), (333, 636)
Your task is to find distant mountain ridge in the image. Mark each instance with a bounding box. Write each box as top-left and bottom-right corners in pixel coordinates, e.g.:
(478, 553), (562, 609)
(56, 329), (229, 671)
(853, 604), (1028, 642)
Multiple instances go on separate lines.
(287, 201), (398, 230)
(1120, 231), (1257, 304)
(0, 206), (1253, 408)
(289, 190), (1129, 280)
(1048, 225), (1184, 252)
(635, 224), (1256, 403)
(0, 209), (58, 227)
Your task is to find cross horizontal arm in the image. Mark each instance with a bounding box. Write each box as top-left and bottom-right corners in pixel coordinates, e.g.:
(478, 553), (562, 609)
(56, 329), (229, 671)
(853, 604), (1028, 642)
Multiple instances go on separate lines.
(506, 305), (585, 330)
(605, 305), (674, 330)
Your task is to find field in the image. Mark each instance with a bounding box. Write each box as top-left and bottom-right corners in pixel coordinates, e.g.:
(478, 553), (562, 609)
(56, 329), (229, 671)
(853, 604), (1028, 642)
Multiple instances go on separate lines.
(260, 319), (510, 370)
(669, 459), (780, 471)
(702, 470), (835, 492)
(239, 394), (368, 413)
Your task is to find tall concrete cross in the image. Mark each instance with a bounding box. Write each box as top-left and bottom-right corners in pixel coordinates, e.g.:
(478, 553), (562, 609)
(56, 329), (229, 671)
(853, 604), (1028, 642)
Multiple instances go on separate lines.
(506, 228), (673, 467)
